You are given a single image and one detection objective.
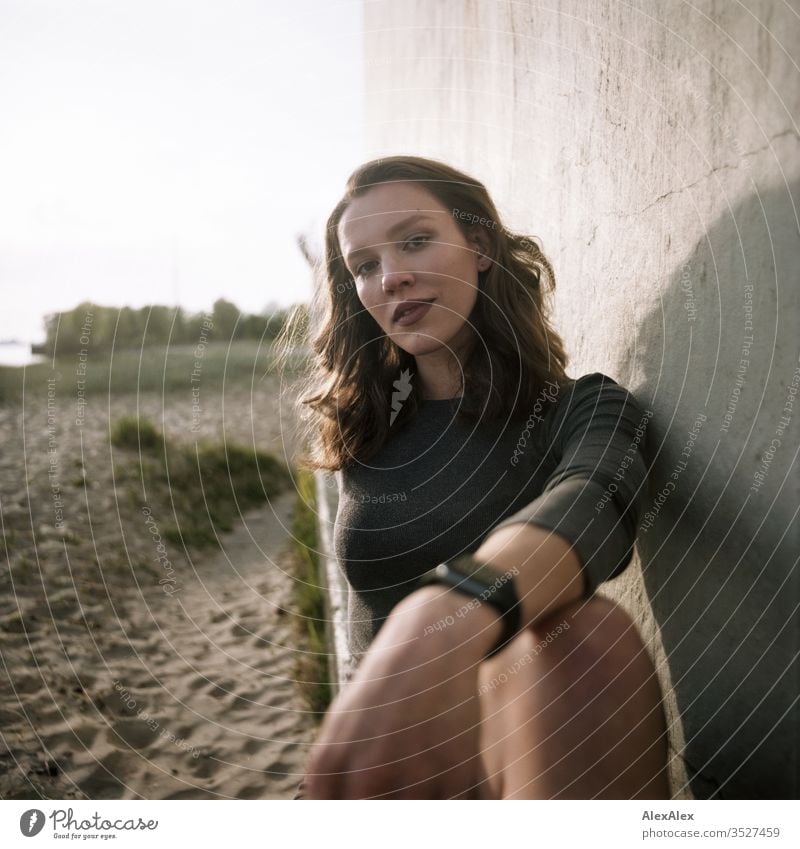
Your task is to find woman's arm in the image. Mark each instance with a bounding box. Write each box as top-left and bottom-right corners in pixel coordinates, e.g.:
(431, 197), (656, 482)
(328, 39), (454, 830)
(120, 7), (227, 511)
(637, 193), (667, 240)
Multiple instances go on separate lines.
(303, 528), (583, 800)
(488, 372), (650, 596)
(476, 521), (585, 622)
(399, 522), (584, 661)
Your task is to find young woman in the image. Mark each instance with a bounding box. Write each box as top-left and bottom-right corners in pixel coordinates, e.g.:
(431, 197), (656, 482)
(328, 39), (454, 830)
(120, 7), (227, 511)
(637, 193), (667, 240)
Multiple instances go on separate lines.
(283, 155), (669, 800)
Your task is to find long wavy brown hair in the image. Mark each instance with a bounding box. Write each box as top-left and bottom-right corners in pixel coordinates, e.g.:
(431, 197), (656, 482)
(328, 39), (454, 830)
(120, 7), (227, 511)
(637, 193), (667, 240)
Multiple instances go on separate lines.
(277, 155), (570, 472)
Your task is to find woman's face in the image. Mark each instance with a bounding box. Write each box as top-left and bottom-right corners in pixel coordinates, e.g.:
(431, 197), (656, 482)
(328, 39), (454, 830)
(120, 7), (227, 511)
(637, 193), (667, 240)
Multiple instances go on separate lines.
(337, 182), (491, 360)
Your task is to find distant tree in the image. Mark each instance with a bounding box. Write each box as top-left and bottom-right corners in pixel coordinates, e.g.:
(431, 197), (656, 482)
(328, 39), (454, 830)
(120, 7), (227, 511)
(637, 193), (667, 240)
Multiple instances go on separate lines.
(211, 298), (241, 342)
(264, 308), (289, 341)
(38, 298), (290, 354)
(238, 312), (266, 340)
(115, 306), (141, 350)
(142, 305), (176, 346)
(42, 302), (96, 355)
(90, 306), (115, 351)
(41, 312), (59, 355)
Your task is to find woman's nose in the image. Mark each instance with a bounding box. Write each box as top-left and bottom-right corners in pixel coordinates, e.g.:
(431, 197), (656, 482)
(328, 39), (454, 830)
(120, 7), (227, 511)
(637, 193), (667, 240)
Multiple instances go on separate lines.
(381, 268), (415, 293)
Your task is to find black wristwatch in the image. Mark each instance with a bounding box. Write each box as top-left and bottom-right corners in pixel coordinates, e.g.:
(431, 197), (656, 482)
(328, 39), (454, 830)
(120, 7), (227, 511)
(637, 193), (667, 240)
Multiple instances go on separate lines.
(417, 553), (522, 658)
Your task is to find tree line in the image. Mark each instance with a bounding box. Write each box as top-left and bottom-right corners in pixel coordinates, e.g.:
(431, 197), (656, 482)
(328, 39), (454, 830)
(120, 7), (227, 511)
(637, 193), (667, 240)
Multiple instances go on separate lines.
(35, 299), (301, 356)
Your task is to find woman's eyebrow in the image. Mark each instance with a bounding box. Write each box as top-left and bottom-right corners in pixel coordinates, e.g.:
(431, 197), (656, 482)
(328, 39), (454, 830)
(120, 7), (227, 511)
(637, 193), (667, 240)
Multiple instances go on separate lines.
(343, 213), (437, 264)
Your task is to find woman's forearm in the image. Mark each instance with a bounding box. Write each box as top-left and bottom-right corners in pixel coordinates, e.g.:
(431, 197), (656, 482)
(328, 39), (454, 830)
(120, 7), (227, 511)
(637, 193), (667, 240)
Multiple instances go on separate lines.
(473, 521), (585, 631)
(399, 522), (586, 664)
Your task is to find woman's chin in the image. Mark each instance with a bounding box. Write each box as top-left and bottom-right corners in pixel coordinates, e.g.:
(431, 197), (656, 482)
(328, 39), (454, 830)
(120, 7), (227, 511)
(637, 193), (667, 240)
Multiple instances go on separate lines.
(390, 332), (447, 357)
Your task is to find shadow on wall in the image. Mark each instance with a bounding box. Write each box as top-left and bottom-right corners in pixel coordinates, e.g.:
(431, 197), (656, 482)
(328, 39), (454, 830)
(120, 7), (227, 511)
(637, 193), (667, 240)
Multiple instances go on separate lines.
(630, 179), (799, 800)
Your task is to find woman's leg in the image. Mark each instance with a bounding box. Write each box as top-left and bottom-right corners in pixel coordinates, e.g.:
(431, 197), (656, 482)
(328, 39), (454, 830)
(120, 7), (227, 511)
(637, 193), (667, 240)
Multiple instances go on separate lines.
(477, 595), (670, 799)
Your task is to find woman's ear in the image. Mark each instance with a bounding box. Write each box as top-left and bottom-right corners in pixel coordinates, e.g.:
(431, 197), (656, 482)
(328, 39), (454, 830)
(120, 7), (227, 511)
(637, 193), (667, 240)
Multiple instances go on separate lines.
(467, 226), (492, 272)
(476, 252), (492, 272)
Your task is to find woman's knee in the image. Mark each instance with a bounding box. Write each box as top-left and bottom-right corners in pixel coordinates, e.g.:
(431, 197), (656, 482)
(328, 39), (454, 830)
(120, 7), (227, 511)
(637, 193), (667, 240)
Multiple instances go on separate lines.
(531, 596), (648, 667)
(479, 596), (669, 799)
(480, 595), (661, 705)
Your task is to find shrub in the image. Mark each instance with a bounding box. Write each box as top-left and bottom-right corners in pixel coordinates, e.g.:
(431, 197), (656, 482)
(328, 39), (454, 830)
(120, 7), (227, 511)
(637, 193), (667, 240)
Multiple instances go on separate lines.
(109, 418), (291, 548)
(109, 416), (163, 451)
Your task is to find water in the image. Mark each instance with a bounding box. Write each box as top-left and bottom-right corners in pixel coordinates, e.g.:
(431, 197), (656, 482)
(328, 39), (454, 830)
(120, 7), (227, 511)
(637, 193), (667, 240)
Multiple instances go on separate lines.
(0, 341), (47, 367)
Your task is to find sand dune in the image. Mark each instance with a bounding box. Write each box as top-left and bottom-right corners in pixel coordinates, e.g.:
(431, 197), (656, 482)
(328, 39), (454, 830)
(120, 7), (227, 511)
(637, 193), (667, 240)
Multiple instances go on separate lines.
(0, 377), (316, 799)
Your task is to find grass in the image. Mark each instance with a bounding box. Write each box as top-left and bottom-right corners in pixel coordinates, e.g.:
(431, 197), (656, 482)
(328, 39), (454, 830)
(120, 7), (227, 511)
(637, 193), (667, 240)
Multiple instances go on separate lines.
(111, 417), (335, 717)
(291, 467), (334, 718)
(0, 341), (309, 404)
(109, 416), (164, 451)
(110, 414), (291, 548)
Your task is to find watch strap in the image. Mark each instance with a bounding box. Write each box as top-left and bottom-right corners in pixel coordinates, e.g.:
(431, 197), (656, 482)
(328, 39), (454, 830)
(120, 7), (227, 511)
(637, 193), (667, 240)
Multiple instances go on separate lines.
(417, 553), (521, 658)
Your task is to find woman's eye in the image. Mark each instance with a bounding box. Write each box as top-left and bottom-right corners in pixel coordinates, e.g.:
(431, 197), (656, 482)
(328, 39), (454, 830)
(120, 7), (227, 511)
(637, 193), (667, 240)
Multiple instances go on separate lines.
(404, 234), (429, 250)
(354, 236), (429, 277)
(356, 261), (377, 277)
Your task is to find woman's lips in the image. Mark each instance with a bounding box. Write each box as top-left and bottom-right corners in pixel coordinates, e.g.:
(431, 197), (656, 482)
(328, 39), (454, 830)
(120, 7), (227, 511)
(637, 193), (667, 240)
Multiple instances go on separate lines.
(392, 299), (435, 326)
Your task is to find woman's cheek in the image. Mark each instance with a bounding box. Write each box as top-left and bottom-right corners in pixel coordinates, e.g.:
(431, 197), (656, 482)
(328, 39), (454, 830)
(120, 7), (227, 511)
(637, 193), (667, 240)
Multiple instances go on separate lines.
(366, 296), (393, 331)
(363, 301), (390, 334)
(357, 283), (379, 311)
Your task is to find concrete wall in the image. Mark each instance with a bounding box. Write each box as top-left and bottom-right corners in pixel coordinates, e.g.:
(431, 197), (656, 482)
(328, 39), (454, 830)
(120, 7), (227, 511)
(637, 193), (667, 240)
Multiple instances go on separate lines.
(362, 0), (799, 799)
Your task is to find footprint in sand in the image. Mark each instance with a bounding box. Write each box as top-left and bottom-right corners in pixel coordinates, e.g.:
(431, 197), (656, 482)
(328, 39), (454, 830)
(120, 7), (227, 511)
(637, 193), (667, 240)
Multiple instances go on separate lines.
(190, 752), (218, 779)
(106, 718), (160, 750)
(187, 675), (211, 692)
(207, 680), (237, 700)
(54, 723), (100, 748)
(9, 674), (47, 696)
(229, 622), (252, 638)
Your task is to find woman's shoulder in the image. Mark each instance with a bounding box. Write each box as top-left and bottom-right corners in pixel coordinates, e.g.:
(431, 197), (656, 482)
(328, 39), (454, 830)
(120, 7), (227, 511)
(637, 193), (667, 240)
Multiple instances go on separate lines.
(555, 371), (635, 403)
(562, 370), (625, 389)
(548, 371), (647, 429)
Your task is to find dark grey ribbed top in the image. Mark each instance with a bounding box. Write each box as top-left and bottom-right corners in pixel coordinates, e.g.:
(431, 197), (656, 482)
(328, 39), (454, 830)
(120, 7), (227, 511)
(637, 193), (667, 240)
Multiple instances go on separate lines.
(333, 372), (649, 661)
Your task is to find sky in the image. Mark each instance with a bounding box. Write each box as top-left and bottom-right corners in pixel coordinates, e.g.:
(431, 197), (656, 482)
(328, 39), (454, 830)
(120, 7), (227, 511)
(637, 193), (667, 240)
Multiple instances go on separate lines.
(0, 0), (366, 343)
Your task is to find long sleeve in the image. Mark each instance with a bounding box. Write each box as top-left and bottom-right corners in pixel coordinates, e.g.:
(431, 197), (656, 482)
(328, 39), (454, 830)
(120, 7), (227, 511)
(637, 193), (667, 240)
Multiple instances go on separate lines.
(491, 372), (651, 595)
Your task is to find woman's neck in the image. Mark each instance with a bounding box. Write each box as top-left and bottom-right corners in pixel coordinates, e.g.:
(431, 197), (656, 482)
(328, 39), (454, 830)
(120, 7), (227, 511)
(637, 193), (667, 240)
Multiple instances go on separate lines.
(414, 354), (466, 400)
(410, 326), (477, 400)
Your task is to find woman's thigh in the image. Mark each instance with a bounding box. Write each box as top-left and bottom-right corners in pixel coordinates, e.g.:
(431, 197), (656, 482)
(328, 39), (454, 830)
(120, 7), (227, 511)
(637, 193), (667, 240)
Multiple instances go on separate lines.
(477, 595), (670, 799)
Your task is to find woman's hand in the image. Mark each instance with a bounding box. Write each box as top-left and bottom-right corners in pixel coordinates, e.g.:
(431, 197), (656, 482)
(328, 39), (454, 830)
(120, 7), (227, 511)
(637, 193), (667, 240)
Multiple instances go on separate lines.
(303, 585), (502, 799)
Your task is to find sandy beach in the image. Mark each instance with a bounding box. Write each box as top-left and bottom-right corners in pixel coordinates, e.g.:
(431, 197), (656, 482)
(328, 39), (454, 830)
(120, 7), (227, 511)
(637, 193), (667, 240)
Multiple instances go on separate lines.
(0, 363), (319, 799)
